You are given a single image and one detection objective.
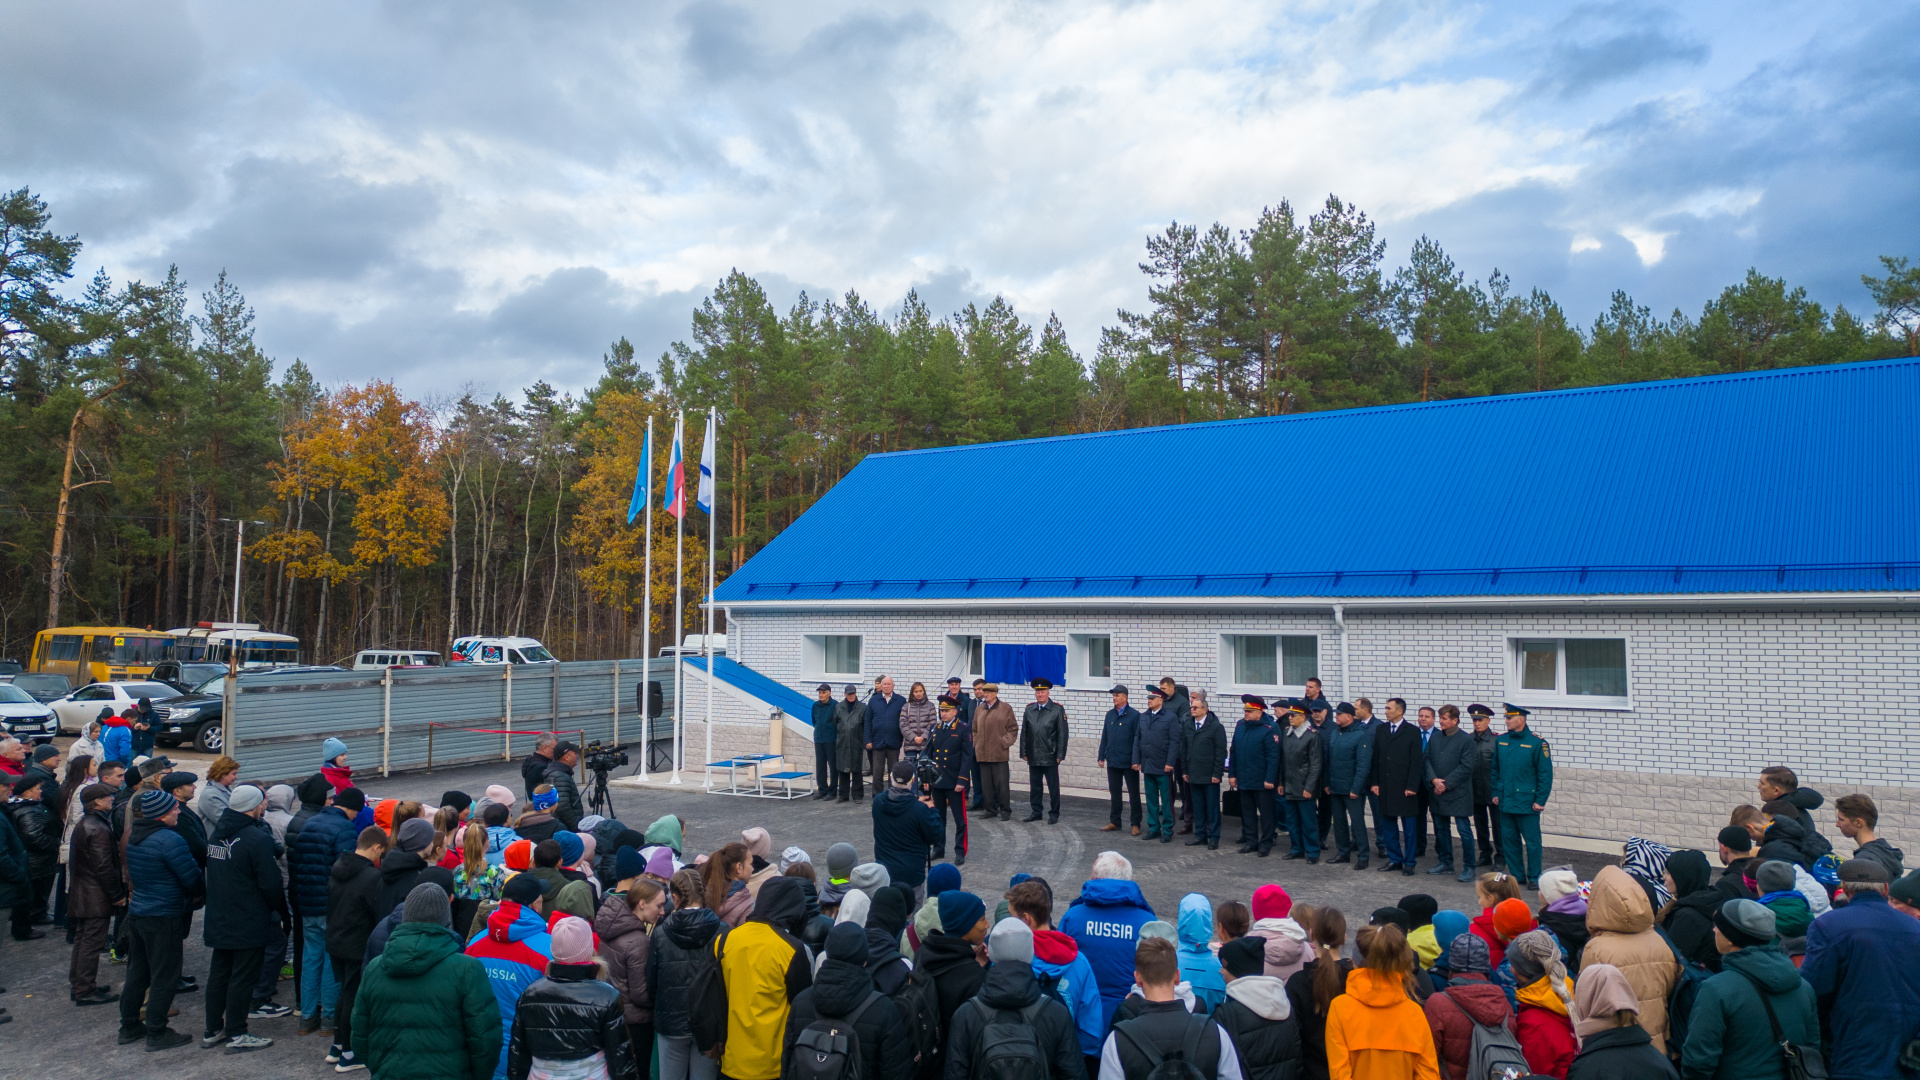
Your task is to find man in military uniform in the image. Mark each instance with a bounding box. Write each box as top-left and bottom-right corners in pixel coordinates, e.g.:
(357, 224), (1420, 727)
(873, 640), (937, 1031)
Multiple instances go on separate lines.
(1467, 704), (1501, 868)
(926, 698), (973, 864)
(1490, 703), (1553, 889)
(1019, 678), (1068, 824)
(1226, 695), (1281, 856)
(1096, 684), (1143, 835)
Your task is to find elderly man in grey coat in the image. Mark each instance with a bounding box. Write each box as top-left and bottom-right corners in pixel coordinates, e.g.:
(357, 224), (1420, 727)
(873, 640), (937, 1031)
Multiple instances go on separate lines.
(1423, 704), (1479, 881)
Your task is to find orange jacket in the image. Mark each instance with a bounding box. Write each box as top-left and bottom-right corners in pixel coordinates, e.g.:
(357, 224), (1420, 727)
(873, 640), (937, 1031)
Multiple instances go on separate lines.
(1325, 968), (1442, 1080)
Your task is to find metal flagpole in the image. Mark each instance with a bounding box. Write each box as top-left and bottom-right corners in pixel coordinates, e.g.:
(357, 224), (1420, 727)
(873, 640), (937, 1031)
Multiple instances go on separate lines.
(671, 411), (686, 784)
(703, 407), (717, 779)
(639, 414), (653, 782)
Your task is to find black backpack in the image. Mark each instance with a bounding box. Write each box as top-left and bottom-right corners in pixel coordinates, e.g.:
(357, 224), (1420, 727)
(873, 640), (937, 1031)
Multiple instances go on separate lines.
(785, 991), (883, 1080)
(1655, 925), (1715, 1059)
(894, 962), (943, 1078)
(1115, 1012), (1212, 1080)
(968, 999), (1050, 1080)
(688, 929), (729, 1054)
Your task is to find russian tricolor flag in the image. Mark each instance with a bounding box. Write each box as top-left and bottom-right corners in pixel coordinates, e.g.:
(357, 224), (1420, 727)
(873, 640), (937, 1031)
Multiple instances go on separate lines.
(662, 412), (686, 519)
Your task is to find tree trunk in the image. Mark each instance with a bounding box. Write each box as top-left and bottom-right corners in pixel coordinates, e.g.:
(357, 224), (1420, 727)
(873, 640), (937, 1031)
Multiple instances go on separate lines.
(45, 406), (88, 629)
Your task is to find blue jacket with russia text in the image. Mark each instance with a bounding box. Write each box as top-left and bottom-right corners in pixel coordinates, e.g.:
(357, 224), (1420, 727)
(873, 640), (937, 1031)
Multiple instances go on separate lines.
(1060, 877), (1156, 1033)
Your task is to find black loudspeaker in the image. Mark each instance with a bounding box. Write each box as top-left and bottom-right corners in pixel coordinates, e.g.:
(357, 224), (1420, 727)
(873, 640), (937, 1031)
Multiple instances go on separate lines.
(638, 680), (664, 718)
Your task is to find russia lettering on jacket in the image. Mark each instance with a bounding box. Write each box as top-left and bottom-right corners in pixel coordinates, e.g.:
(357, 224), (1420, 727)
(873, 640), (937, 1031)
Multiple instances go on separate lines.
(1083, 920), (1137, 939)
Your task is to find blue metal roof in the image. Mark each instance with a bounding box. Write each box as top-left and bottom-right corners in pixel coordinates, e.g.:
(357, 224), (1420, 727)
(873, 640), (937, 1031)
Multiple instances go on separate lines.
(714, 358), (1920, 601)
(685, 655), (817, 721)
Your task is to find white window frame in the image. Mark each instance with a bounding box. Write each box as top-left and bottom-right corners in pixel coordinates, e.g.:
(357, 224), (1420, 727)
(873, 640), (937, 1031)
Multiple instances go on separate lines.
(802, 634), (864, 680)
(1216, 633), (1320, 696)
(943, 634), (985, 682)
(1503, 635), (1633, 711)
(1065, 633), (1114, 691)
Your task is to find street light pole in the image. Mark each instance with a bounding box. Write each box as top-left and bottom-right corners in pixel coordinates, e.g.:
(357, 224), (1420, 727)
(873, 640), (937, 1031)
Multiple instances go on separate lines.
(216, 518), (268, 674)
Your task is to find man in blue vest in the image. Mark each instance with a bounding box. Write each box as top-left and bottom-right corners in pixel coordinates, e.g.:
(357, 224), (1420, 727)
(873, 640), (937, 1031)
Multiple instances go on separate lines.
(1489, 703), (1553, 889)
(1226, 697), (1280, 857)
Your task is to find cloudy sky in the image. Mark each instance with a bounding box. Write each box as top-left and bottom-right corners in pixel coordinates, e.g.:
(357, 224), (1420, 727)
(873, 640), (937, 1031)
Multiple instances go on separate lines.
(5, 0), (1915, 398)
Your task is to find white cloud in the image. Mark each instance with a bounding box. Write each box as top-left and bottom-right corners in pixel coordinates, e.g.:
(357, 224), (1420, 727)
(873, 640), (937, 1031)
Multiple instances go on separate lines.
(1, 0), (1911, 396)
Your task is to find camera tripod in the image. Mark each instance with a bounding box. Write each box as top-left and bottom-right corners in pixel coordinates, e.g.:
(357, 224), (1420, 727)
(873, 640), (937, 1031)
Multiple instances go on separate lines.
(586, 764), (617, 819)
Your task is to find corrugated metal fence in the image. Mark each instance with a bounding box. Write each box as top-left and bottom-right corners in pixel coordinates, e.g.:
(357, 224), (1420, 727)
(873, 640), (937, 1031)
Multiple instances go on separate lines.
(228, 660), (677, 783)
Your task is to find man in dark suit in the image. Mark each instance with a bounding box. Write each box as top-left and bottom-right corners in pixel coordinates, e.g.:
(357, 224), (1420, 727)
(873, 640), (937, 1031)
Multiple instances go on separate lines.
(1369, 697), (1425, 876)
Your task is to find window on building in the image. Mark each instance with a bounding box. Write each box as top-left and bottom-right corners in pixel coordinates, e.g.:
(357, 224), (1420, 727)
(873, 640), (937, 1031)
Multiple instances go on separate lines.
(1219, 634), (1318, 691)
(1507, 636), (1630, 709)
(944, 635), (984, 680)
(803, 634), (863, 678)
(1066, 633), (1112, 689)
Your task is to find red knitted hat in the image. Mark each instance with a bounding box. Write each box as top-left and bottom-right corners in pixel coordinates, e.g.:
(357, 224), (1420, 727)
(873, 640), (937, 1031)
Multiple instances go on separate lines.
(1251, 883), (1293, 921)
(1491, 897), (1537, 940)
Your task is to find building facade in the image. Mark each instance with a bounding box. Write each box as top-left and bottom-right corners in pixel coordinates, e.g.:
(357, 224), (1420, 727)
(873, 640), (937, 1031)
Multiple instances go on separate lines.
(694, 359), (1920, 860)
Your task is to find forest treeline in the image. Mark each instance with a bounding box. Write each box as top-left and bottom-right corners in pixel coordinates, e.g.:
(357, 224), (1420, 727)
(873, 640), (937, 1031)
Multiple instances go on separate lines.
(2, 187), (1916, 663)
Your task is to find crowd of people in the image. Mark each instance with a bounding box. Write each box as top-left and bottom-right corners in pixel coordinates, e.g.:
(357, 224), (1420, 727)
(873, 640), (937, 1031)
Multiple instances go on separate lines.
(811, 676), (1557, 886)
(3, 692), (1920, 1080)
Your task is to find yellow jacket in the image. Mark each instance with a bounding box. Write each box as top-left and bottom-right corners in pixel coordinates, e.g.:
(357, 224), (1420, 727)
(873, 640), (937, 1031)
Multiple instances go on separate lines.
(717, 882), (813, 1080)
(1325, 968), (1441, 1080)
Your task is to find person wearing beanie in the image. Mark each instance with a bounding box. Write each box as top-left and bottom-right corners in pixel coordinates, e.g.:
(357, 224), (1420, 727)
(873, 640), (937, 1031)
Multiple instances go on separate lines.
(871, 759), (942, 895)
(373, 817), (436, 926)
(943, 909), (1083, 1080)
(504, 838), (535, 873)
(1245, 884), (1311, 984)
(778, 845), (811, 874)
(1506, 928), (1576, 1077)
(1681, 898), (1819, 1080)
(912, 886), (992, 1078)
(352, 881), (503, 1079)
(1423, 929), (1514, 1079)
(504, 914), (639, 1080)
(1564, 962), (1678, 1080)
(1211, 933), (1303, 1080)
(1752, 859), (1812, 941)
(927, 860), (962, 897)
(1658, 847), (1730, 973)
(848, 862), (890, 898)
(782, 921), (911, 1080)
(864, 885), (914, 995)
(114, 784), (201, 1050)
(199, 772), (289, 1053)
(1577, 865), (1681, 1055)
(901, 861), (966, 952)
(1891, 869), (1920, 916)
(1532, 869), (1591, 974)
(1396, 893), (1442, 970)
(717, 877), (814, 1080)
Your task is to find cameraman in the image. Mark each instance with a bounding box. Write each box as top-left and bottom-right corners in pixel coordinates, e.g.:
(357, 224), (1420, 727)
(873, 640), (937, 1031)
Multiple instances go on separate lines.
(926, 698), (973, 866)
(871, 760), (942, 903)
(542, 741), (584, 831)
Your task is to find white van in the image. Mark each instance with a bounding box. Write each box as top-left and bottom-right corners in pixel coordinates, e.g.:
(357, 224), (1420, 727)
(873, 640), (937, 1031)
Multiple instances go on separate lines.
(450, 636), (557, 665)
(351, 649), (443, 670)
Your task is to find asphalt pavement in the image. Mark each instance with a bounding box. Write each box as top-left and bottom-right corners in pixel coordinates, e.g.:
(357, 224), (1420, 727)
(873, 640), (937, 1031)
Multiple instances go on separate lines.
(2, 757), (1617, 1079)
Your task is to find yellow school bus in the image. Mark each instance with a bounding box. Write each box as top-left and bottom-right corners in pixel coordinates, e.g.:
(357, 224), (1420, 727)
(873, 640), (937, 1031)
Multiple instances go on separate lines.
(30, 626), (174, 684)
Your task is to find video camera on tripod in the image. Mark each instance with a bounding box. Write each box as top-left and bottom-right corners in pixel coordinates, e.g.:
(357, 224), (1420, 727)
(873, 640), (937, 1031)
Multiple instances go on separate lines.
(583, 741), (628, 773)
(582, 741), (628, 818)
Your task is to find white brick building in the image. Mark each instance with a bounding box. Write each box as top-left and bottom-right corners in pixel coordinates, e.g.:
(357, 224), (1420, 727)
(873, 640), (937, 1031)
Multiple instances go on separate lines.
(691, 360), (1920, 862)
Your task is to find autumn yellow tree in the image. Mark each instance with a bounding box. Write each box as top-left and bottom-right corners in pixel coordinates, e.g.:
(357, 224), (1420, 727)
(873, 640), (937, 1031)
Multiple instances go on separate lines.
(569, 390), (712, 653)
(253, 381), (448, 649)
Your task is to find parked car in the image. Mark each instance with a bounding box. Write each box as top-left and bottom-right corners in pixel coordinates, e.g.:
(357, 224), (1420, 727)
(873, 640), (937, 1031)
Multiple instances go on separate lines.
(0, 659), (23, 680)
(156, 665), (345, 754)
(149, 660), (231, 695)
(0, 683), (60, 745)
(48, 680), (182, 736)
(10, 673), (72, 704)
(450, 635), (556, 664)
(350, 649), (443, 670)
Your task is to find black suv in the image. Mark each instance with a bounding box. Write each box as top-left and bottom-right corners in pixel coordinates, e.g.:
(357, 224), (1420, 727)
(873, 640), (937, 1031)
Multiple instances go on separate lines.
(157, 666), (344, 754)
(149, 660), (232, 695)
